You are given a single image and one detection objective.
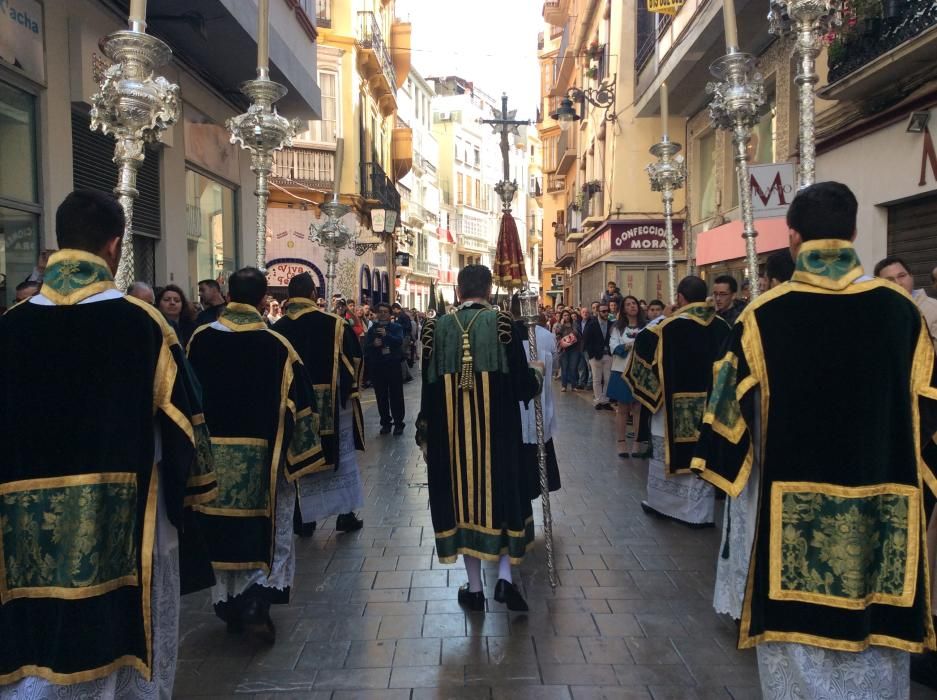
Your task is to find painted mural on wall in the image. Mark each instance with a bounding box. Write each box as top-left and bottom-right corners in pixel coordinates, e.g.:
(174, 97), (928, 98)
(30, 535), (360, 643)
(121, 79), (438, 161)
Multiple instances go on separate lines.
(265, 206), (381, 297)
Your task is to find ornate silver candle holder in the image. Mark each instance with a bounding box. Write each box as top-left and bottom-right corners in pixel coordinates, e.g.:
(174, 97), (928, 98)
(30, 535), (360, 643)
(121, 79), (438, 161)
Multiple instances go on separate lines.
(308, 197), (354, 301)
(228, 71), (300, 271)
(707, 52), (767, 297)
(90, 27), (179, 290)
(646, 139), (686, 304)
(769, 1), (842, 189)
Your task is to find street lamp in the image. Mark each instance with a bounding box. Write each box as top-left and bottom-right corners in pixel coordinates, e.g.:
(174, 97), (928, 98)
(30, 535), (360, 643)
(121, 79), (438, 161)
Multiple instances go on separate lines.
(769, 1), (842, 189)
(550, 75), (617, 127)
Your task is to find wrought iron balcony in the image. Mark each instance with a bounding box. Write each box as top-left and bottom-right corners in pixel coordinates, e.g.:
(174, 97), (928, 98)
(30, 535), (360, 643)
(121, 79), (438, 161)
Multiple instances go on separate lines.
(314, 0), (331, 28)
(357, 11), (397, 100)
(361, 161), (401, 212)
(555, 237), (577, 267)
(827, 1), (937, 87)
(272, 145), (335, 190)
(546, 174), (566, 193)
(414, 260), (439, 277)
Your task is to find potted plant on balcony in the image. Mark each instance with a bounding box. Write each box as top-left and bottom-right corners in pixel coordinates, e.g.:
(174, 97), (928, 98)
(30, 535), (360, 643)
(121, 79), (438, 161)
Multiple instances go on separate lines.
(583, 180), (602, 196)
(588, 40), (604, 60)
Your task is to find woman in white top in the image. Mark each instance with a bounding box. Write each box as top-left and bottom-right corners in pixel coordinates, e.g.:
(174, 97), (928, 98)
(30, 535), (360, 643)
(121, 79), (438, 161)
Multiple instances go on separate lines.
(606, 296), (646, 458)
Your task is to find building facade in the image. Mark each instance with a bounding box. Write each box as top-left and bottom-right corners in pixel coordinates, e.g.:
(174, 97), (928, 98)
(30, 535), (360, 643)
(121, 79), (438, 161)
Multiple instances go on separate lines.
(0, 0), (323, 309)
(538, 0), (687, 309)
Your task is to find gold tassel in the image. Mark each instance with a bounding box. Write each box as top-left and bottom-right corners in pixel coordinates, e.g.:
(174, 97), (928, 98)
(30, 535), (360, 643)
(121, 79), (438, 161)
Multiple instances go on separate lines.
(459, 331), (474, 391)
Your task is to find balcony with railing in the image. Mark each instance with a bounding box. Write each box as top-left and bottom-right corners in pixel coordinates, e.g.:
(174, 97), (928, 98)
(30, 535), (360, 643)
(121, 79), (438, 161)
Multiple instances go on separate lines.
(361, 161), (400, 212)
(313, 0), (330, 28)
(457, 234), (490, 254)
(413, 260), (439, 278)
(553, 22), (574, 93)
(546, 174), (566, 194)
(555, 237), (577, 267)
(530, 176), (543, 198)
(356, 11), (397, 114)
(824, 1), (937, 100)
(272, 145), (335, 190)
(556, 128), (577, 174)
(542, 0), (570, 27)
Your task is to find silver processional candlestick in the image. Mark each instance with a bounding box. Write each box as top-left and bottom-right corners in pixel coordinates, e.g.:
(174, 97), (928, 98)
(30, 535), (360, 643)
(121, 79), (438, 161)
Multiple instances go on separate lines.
(90, 17), (179, 291)
(646, 139), (686, 306)
(768, 1), (842, 190)
(227, 72), (299, 272)
(707, 51), (766, 298)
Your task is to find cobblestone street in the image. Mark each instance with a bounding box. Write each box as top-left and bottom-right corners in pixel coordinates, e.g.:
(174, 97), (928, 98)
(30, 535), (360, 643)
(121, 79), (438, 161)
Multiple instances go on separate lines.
(174, 377), (933, 699)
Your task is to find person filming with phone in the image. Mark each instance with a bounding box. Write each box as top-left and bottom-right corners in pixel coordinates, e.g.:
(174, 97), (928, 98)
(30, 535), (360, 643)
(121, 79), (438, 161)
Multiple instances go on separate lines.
(365, 302), (406, 435)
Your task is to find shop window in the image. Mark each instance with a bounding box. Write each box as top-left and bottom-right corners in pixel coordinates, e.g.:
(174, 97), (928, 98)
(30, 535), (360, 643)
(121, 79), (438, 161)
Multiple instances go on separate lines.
(0, 207), (38, 310)
(695, 130), (717, 223)
(372, 269), (381, 306)
(359, 264), (371, 304)
(185, 169), (237, 297)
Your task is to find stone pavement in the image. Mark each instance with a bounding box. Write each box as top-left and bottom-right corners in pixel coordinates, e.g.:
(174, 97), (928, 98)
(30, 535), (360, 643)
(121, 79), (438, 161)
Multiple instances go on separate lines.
(174, 377), (935, 699)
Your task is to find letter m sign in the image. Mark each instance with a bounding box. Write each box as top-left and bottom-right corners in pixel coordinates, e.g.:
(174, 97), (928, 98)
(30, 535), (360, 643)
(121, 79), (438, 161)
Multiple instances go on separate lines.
(749, 163), (796, 218)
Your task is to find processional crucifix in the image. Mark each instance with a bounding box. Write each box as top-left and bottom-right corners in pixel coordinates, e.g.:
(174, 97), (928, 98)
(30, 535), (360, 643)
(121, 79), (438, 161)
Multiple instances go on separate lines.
(481, 94), (558, 591)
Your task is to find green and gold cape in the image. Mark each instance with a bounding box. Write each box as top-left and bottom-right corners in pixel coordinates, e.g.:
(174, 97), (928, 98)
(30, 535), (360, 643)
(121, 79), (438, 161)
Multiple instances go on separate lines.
(0, 250), (216, 685)
(692, 240), (937, 653)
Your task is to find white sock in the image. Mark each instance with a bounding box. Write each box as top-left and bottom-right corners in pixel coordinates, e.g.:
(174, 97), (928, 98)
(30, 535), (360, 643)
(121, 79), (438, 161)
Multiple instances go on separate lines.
(498, 554), (512, 584)
(464, 555), (483, 593)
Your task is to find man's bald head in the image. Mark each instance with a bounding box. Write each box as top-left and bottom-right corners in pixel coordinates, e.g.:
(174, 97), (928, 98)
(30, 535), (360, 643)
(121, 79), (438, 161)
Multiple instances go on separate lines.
(128, 281), (155, 305)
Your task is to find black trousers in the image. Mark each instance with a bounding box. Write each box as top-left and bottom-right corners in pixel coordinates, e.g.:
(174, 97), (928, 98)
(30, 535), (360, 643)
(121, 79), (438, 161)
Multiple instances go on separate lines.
(372, 362), (405, 427)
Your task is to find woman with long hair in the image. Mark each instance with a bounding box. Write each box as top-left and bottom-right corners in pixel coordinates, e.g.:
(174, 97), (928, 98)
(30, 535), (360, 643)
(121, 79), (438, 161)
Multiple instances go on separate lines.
(156, 284), (197, 347)
(607, 296), (646, 458)
(553, 309), (580, 392)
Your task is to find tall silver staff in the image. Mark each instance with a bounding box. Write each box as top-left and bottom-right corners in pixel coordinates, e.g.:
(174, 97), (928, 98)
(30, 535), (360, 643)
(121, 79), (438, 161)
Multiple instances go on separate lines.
(769, 1), (843, 189)
(707, 0), (766, 297)
(90, 1), (179, 290)
(483, 94), (557, 591)
(647, 83), (686, 305)
(228, 0), (299, 271)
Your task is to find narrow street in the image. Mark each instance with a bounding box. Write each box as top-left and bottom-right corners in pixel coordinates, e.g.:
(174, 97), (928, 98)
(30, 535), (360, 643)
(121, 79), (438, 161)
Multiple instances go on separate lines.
(173, 377), (930, 699)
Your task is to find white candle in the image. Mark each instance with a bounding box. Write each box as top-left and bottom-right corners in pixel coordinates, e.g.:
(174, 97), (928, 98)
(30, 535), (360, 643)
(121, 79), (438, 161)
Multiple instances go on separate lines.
(257, 0), (269, 71)
(333, 137), (344, 194)
(129, 0), (146, 24)
(660, 82), (669, 140)
(723, 0), (739, 51)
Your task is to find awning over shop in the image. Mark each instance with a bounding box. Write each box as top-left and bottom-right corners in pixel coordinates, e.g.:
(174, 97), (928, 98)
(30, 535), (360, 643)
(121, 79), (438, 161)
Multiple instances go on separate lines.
(694, 217), (790, 266)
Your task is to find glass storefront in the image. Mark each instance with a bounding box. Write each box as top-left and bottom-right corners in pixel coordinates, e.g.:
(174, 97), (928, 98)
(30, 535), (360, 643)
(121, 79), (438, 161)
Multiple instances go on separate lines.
(185, 169), (237, 297)
(0, 81), (38, 309)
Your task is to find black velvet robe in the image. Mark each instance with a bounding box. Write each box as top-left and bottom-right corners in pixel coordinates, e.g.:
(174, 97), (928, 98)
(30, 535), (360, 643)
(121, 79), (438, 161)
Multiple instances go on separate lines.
(0, 251), (216, 685)
(187, 304), (325, 574)
(693, 240), (937, 653)
(272, 298), (365, 465)
(418, 304), (542, 563)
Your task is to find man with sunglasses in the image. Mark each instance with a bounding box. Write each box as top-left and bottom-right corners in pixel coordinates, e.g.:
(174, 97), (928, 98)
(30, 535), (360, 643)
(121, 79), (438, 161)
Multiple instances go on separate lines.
(583, 303), (614, 410)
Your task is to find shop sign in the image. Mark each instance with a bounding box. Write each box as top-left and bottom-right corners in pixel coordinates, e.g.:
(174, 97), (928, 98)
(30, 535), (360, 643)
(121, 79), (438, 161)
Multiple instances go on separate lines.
(0, 0), (44, 83)
(610, 221), (684, 251)
(266, 260), (314, 287)
(750, 163), (796, 218)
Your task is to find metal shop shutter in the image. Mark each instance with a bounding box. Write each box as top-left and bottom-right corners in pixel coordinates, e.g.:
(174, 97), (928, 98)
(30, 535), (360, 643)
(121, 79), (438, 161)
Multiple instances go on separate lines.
(888, 193), (937, 289)
(71, 110), (161, 284)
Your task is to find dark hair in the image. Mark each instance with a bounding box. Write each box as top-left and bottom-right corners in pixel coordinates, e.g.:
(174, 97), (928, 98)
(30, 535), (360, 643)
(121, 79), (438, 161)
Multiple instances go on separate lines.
(713, 275), (738, 293)
(560, 309), (572, 324)
(392, 302), (402, 309)
(457, 264), (492, 300)
(228, 267), (267, 306)
(287, 272), (315, 299)
(607, 280), (617, 286)
(766, 250), (795, 284)
(55, 190), (125, 253)
(677, 276), (708, 303)
(615, 295), (646, 332)
(198, 279), (222, 292)
(156, 284), (196, 324)
(873, 256), (911, 278)
(786, 181), (858, 241)
(376, 302), (392, 313)
(648, 299), (665, 309)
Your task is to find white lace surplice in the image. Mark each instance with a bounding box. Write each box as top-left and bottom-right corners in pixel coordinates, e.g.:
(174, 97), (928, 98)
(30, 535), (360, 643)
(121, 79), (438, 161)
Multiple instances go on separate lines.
(211, 466), (296, 604)
(296, 407), (364, 523)
(713, 391), (762, 619)
(757, 642), (909, 700)
(646, 436), (715, 525)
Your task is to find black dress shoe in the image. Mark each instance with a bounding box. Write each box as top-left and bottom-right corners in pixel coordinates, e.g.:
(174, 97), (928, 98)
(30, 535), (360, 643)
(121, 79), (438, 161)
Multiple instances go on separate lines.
(241, 598), (275, 644)
(336, 512), (363, 532)
(457, 584), (486, 612)
(213, 599), (244, 634)
(393, 423), (405, 436)
(296, 520), (317, 538)
(493, 579), (528, 612)
(380, 425), (391, 435)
